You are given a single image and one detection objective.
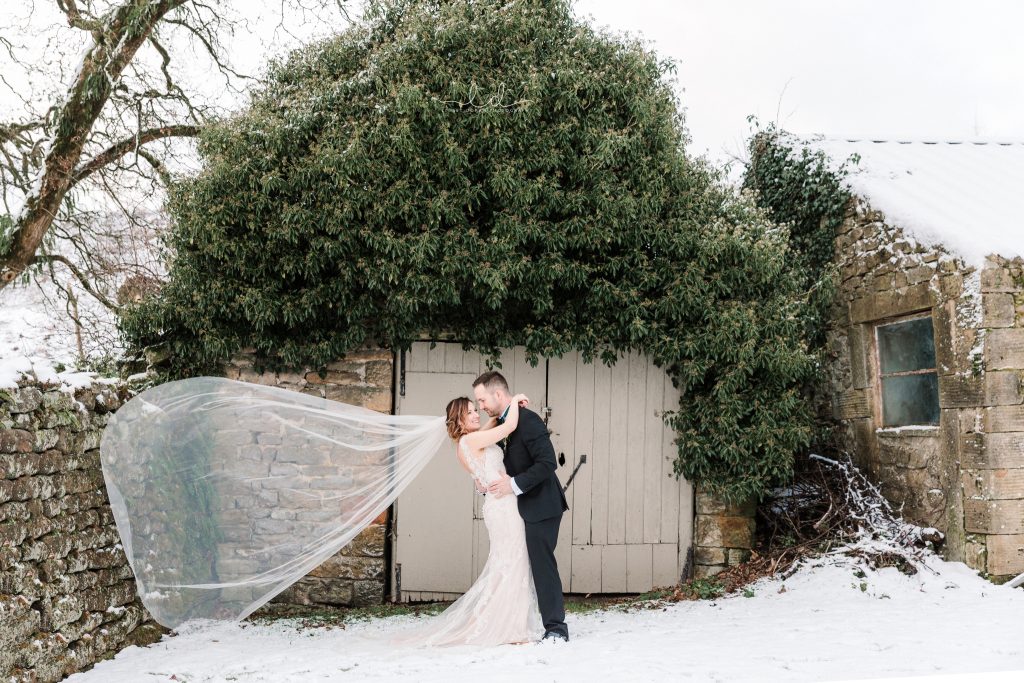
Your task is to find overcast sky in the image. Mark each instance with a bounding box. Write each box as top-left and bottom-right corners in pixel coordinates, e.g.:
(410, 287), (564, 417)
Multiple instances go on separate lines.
(3, 0), (1023, 168)
(574, 0), (1024, 164)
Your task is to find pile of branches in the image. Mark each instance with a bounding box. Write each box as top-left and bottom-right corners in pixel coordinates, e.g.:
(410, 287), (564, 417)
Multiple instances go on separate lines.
(758, 453), (944, 577)
(670, 452), (945, 601)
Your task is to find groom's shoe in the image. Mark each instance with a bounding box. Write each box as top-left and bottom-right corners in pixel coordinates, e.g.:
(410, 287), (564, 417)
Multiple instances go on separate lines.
(541, 631), (569, 643)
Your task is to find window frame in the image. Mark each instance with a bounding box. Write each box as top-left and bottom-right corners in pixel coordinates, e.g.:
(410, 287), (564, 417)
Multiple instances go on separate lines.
(871, 311), (941, 429)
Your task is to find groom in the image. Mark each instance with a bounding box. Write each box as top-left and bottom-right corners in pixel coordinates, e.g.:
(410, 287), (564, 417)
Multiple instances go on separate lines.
(473, 371), (570, 642)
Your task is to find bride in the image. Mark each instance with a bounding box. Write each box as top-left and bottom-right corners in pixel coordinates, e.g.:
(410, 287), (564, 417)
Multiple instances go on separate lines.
(391, 393), (543, 646)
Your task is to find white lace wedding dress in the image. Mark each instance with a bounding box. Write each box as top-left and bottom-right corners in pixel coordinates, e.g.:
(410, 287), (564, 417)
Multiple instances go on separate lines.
(391, 440), (544, 646)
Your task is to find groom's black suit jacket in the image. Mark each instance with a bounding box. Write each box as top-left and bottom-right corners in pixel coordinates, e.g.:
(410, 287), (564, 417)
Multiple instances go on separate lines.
(502, 407), (569, 523)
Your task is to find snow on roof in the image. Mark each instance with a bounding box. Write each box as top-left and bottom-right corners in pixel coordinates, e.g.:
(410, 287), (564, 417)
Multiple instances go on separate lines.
(804, 137), (1024, 268)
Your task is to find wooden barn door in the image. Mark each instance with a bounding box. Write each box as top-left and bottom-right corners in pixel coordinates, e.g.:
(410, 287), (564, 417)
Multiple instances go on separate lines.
(392, 343), (693, 601)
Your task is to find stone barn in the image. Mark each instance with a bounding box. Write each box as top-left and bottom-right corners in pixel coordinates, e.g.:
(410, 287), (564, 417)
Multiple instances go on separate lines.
(799, 138), (1024, 582)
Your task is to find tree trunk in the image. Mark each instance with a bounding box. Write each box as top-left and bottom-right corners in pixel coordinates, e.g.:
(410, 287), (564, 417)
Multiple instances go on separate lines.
(0, 0), (187, 290)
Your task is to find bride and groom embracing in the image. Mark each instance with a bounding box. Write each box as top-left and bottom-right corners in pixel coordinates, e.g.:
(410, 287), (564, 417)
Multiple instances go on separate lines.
(395, 370), (570, 646)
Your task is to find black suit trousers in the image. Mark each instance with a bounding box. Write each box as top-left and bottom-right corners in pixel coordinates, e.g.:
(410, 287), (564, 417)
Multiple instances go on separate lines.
(524, 516), (568, 638)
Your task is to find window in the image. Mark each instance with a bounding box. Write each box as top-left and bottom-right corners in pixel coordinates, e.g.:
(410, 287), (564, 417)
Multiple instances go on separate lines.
(875, 315), (940, 427)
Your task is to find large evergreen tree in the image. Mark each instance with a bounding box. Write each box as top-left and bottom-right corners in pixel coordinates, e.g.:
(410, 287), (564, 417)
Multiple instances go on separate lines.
(122, 0), (814, 500)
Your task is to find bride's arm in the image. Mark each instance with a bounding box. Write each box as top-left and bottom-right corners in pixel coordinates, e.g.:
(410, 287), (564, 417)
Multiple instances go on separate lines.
(461, 394), (528, 451)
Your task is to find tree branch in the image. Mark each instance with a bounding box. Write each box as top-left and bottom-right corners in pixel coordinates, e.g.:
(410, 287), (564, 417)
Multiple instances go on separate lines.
(71, 123), (200, 185)
(55, 0), (104, 34)
(33, 253), (120, 311)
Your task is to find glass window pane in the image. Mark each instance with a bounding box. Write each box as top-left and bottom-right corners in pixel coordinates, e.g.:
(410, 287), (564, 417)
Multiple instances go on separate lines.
(877, 317), (936, 374)
(881, 373), (940, 426)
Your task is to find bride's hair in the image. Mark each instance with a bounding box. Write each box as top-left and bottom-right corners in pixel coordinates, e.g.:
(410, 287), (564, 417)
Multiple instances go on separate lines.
(445, 397), (471, 441)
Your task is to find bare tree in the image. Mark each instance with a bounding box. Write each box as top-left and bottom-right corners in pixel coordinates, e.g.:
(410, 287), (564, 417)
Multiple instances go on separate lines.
(0, 0), (350, 309)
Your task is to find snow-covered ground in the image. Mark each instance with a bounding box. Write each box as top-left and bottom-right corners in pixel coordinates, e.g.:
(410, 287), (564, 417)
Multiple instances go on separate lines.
(67, 555), (1023, 683)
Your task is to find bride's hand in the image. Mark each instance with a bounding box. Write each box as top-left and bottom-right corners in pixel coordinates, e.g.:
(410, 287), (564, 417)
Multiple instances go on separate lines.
(512, 393), (529, 408)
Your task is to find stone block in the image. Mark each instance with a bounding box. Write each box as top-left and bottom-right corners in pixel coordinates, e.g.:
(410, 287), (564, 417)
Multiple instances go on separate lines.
(876, 434), (939, 469)
(849, 325), (871, 389)
(984, 371), (1023, 407)
(341, 523), (386, 558)
(986, 534), (1024, 576)
(33, 428), (59, 452)
(937, 273), (963, 298)
(308, 578), (355, 606)
(906, 264), (935, 285)
(964, 433), (1024, 469)
(304, 369), (361, 385)
(6, 386), (43, 414)
(933, 302), (956, 373)
(939, 375), (983, 409)
(983, 405), (1024, 433)
(352, 579), (384, 606)
(697, 514), (755, 549)
(308, 555), (384, 581)
(364, 359), (393, 387)
(834, 388), (871, 419)
(726, 548), (751, 565)
(0, 428), (34, 453)
(983, 292), (1017, 328)
(962, 468), (1024, 500)
(694, 491), (756, 517)
(693, 546), (726, 565)
(986, 328), (1024, 370)
(849, 283), (932, 324)
(980, 266), (1019, 293)
(964, 498), (1024, 534)
(693, 564), (724, 579)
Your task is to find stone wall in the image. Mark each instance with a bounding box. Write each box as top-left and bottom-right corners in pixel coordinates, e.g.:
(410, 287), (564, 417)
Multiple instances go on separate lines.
(223, 348), (395, 609)
(824, 198), (1024, 580)
(692, 490), (755, 578)
(965, 257), (1024, 578)
(0, 376), (162, 682)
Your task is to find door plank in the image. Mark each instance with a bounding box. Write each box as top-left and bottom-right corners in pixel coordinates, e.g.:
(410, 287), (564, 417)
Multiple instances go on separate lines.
(394, 372), (477, 596)
(602, 544), (627, 592)
(607, 356), (629, 545)
(427, 344), (446, 373)
(660, 377), (680, 544)
(409, 341), (430, 373)
(653, 543), (679, 587)
(571, 357), (596, 545)
(625, 352), (647, 544)
(570, 544), (602, 594)
(590, 361), (612, 546)
(546, 352), (577, 592)
(626, 543), (654, 593)
(643, 362), (665, 544)
(444, 343), (465, 373)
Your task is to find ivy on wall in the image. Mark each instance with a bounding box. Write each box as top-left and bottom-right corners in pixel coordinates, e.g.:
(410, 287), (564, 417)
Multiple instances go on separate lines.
(742, 124), (853, 351)
(121, 0), (816, 502)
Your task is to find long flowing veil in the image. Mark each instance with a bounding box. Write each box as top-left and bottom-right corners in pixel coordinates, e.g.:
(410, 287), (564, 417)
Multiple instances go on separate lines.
(99, 376), (447, 629)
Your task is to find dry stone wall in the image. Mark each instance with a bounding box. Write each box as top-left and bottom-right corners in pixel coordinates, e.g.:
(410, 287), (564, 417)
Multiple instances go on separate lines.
(222, 349), (395, 609)
(0, 376), (162, 683)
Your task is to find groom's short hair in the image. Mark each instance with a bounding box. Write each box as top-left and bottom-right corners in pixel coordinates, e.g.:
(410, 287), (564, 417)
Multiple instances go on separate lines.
(472, 371), (509, 394)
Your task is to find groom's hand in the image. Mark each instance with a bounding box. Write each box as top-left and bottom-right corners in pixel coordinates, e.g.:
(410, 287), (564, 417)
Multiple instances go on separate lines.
(488, 474), (513, 498)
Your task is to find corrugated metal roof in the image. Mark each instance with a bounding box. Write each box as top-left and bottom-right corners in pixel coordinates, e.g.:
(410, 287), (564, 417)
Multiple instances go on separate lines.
(802, 137), (1024, 266)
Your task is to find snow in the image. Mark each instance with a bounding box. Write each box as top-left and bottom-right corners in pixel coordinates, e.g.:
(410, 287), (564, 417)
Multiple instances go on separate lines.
(804, 137), (1024, 269)
(64, 555), (1023, 683)
(0, 276), (123, 390)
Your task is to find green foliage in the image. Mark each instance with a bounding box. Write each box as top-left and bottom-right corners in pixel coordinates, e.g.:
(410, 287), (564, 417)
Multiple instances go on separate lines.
(679, 577), (725, 600)
(742, 123), (851, 350)
(0, 214), (12, 254)
(121, 0), (815, 501)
